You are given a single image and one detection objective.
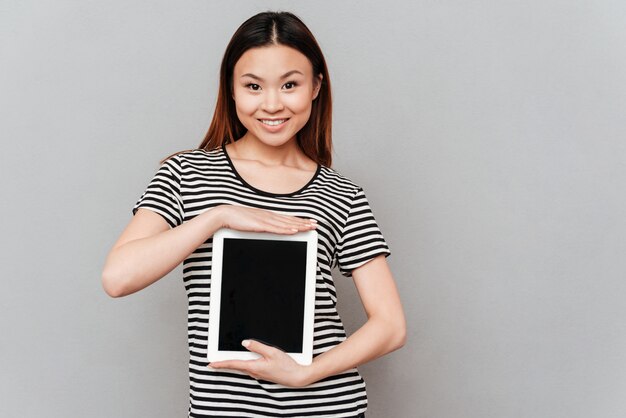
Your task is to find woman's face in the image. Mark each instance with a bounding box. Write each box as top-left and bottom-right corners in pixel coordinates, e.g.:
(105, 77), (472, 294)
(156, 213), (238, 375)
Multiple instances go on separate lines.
(232, 44), (322, 148)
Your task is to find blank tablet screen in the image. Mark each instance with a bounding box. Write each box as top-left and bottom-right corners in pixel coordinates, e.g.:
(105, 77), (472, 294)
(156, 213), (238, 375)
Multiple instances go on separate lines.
(218, 238), (307, 352)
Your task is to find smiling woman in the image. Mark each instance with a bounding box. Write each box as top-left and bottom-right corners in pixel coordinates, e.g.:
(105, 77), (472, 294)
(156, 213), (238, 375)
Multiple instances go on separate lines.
(196, 11), (334, 168)
(101, 10), (405, 418)
(230, 45), (323, 163)
(226, 45), (323, 194)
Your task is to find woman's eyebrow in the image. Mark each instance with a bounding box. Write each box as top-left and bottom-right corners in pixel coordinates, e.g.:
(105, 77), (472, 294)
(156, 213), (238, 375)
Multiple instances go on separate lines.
(240, 70), (304, 81)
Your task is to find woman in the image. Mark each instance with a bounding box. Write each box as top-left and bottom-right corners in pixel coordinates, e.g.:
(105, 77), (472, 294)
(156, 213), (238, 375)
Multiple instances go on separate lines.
(102, 11), (406, 417)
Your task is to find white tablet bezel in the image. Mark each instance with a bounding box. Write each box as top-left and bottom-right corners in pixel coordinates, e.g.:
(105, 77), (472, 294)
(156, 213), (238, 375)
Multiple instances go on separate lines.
(207, 228), (318, 366)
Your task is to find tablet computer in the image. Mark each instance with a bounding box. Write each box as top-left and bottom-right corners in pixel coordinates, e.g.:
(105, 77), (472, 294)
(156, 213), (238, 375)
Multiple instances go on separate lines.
(207, 228), (318, 365)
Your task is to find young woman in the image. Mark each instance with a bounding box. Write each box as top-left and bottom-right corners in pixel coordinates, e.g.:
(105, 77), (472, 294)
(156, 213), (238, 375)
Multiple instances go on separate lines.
(102, 11), (406, 418)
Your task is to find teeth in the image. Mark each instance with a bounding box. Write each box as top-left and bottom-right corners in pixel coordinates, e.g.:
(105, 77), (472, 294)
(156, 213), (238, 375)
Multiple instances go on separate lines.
(260, 119), (287, 126)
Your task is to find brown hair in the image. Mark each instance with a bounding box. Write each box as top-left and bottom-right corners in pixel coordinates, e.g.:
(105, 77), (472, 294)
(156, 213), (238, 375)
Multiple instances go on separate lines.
(162, 11), (333, 166)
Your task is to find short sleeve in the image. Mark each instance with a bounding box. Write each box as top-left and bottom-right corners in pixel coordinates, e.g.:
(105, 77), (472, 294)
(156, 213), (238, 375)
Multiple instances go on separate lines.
(336, 187), (391, 277)
(132, 157), (184, 228)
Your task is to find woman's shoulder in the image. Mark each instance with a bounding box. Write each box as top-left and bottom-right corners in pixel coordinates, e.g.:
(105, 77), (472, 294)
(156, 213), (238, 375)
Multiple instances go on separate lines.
(317, 165), (363, 195)
(161, 147), (227, 167)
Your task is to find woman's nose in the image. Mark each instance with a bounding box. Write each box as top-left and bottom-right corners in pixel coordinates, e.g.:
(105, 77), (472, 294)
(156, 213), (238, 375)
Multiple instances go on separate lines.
(261, 90), (284, 113)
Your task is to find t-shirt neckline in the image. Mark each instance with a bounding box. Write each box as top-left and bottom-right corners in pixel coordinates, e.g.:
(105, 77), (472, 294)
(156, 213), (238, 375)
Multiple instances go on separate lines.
(221, 144), (321, 198)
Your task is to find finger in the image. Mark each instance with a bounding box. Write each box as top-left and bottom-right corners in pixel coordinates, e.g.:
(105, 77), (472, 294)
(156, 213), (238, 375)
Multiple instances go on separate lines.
(209, 359), (264, 380)
(242, 339), (282, 358)
(246, 210), (317, 234)
(259, 223), (300, 235)
(284, 219), (317, 230)
(261, 221), (310, 235)
(251, 208), (316, 225)
(247, 217), (302, 234)
(267, 217), (317, 232)
(269, 211), (316, 224)
(209, 359), (252, 371)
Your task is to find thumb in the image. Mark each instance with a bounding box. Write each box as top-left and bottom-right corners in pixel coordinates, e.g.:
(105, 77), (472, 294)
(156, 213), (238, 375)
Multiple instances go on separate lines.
(242, 339), (281, 358)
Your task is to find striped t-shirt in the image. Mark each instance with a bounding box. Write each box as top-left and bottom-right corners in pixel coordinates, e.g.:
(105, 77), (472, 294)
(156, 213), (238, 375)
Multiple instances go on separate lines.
(132, 146), (390, 417)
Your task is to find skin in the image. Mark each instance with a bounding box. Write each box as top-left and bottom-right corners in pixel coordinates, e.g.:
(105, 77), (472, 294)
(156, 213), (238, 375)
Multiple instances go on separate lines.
(226, 44), (322, 193)
(101, 44), (406, 388)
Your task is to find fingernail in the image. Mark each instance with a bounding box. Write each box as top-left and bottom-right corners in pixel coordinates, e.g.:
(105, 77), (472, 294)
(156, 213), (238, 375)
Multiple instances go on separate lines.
(309, 219), (318, 223)
(242, 339), (250, 348)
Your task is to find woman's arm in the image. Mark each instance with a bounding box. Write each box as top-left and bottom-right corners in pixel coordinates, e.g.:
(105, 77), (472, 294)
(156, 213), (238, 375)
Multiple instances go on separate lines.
(209, 255), (406, 386)
(101, 206), (316, 298)
(303, 255), (406, 383)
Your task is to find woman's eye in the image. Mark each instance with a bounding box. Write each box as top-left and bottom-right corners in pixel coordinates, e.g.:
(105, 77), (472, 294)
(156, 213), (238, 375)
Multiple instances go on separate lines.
(283, 81), (297, 90)
(246, 83), (261, 91)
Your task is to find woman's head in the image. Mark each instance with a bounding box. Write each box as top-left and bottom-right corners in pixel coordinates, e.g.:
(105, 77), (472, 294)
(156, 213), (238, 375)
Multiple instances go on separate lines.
(200, 11), (333, 166)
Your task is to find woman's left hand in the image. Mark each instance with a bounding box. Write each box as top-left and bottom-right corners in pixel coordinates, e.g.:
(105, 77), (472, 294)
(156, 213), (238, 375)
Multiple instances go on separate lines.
(208, 339), (312, 387)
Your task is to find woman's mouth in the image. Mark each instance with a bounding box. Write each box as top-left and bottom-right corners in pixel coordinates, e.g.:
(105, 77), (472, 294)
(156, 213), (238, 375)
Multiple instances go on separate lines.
(259, 118), (288, 126)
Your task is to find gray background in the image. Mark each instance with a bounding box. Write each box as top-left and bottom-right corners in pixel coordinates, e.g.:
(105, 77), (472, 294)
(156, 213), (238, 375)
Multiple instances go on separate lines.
(1, 1), (625, 417)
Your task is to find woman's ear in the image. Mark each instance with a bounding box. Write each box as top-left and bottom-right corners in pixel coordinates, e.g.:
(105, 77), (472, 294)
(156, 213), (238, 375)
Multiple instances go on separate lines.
(312, 74), (323, 100)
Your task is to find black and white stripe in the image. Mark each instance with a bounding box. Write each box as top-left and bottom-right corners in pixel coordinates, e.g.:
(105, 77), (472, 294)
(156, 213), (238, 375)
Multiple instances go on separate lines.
(133, 147), (390, 417)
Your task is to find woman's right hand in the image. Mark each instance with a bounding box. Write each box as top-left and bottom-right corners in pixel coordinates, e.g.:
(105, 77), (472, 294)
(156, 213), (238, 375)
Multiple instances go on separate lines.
(102, 204), (316, 298)
(212, 205), (317, 235)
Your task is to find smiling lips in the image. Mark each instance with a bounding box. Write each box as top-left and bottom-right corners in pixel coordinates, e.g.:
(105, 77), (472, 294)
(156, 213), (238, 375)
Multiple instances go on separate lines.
(259, 118), (289, 126)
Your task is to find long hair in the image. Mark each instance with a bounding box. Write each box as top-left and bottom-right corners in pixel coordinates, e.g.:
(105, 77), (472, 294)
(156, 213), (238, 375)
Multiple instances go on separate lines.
(162, 11), (333, 166)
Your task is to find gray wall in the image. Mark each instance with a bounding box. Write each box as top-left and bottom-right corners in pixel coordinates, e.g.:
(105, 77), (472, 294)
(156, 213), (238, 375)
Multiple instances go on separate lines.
(2, 1), (625, 417)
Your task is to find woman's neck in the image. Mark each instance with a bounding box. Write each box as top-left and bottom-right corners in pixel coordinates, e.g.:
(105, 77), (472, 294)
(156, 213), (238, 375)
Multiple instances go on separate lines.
(229, 134), (314, 170)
